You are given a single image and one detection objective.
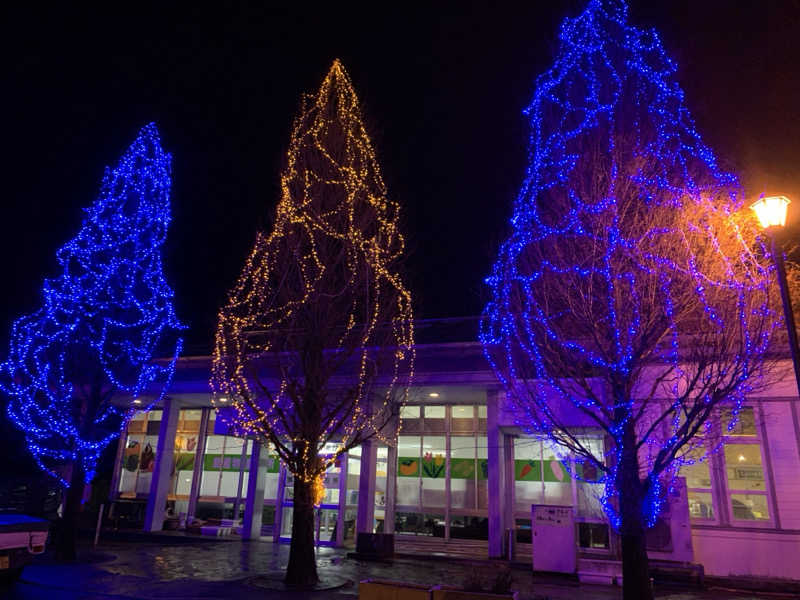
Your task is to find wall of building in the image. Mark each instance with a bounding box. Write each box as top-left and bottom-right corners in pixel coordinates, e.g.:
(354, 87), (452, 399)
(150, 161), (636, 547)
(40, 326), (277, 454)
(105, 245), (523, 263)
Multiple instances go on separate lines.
(109, 352), (800, 583)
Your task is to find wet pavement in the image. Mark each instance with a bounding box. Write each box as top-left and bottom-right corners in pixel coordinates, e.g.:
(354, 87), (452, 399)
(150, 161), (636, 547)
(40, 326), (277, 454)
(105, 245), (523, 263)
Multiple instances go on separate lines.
(2, 536), (794, 599)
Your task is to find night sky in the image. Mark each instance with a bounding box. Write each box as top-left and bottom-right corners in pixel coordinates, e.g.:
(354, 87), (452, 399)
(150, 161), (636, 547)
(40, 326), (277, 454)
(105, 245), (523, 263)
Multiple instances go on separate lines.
(2, 0), (799, 353)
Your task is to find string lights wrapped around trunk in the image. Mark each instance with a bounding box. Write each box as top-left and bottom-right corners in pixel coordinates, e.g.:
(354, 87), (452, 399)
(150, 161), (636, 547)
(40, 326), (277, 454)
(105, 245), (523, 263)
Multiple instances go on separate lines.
(480, 0), (780, 530)
(211, 60), (414, 485)
(1, 124), (185, 486)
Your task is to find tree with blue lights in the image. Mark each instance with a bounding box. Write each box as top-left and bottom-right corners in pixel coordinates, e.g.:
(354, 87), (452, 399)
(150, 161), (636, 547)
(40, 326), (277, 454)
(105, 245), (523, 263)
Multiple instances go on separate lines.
(480, 2), (780, 597)
(1, 123), (184, 560)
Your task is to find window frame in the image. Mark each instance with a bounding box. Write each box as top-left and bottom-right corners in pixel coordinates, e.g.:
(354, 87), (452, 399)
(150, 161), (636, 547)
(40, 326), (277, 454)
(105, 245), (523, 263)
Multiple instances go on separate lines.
(718, 406), (774, 528)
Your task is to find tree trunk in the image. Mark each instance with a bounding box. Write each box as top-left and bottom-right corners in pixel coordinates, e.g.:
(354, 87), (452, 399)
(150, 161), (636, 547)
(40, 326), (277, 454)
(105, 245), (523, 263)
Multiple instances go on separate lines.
(56, 461), (85, 561)
(619, 513), (651, 600)
(284, 476), (318, 586)
(617, 421), (653, 600)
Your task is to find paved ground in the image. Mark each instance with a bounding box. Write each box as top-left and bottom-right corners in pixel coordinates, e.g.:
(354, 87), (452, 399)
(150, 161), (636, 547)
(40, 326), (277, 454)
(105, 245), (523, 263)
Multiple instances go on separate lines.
(2, 536), (795, 599)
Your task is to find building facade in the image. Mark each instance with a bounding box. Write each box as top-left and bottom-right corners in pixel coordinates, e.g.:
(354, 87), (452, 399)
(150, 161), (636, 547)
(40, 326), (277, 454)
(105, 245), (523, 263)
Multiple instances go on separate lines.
(109, 333), (800, 581)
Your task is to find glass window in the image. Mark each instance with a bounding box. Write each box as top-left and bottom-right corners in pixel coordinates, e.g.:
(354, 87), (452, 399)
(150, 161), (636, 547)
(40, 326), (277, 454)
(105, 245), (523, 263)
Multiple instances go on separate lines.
(477, 434), (489, 509)
(451, 405), (474, 433)
(346, 450), (360, 507)
(723, 407), (757, 436)
(574, 437), (605, 520)
(394, 512), (444, 537)
(374, 446), (388, 532)
(579, 522), (610, 549)
(400, 405), (420, 419)
(421, 436), (446, 507)
(680, 445), (715, 521)
(450, 435), (476, 509)
(424, 406), (445, 433)
(424, 405), (445, 419)
(681, 458), (712, 489)
(688, 491), (714, 519)
(542, 440), (572, 506)
(731, 493), (769, 521)
(117, 410), (161, 497)
(320, 455), (341, 505)
(724, 444), (765, 492)
(171, 409), (202, 500)
(449, 514), (488, 540)
(264, 451), (280, 501)
(514, 438), (545, 512)
(397, 436), (421, 506)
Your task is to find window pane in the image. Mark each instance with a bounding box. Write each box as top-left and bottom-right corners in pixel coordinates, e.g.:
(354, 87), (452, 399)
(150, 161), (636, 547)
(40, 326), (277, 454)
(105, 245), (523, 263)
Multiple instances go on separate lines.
(680, 459), (712, 489)
(321, 457), (340, 505)
(578, 522), (610, 549)
(725, 444), (765, 491)
(424, 406), (445, 433)
(477, 435), (489, 509)
(395, 512), (444, 537)
(264, 454), (280, 501)
(119, 434), (144, 494)
(400, 405), (420, 419)
(723, 407), (756, 436)
(397, 436), (421, 506)
(575, 437), (605, 519)
(515, 518), (532, 543)
(449, 514), (488, 540)
(346, 453), (360, 506)
(731, 493), (769, 520)
(514, 438), (544, 511)
(375, 446), (388, 531)
(424, 405), (445, 419)
(421, 436), (446, 506)
(542, 441), (572, 505)
(451, 405), (474, 433)
(178, 409), (202, 433)
(450, 435), (475, 509)
(687, 491), (714, 519)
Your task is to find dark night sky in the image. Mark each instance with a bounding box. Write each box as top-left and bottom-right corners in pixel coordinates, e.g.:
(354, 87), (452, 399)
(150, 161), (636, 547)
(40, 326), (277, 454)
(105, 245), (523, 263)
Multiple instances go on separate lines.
(1, 0), (799, 353)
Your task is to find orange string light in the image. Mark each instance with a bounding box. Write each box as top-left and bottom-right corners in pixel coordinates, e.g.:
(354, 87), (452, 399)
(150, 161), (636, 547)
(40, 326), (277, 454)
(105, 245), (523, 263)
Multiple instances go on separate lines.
(210, 60), (414, 483)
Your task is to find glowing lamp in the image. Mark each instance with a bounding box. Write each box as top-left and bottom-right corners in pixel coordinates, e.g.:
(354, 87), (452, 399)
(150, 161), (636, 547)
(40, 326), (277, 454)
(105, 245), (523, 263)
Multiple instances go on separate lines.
(751, 195), (790, 230)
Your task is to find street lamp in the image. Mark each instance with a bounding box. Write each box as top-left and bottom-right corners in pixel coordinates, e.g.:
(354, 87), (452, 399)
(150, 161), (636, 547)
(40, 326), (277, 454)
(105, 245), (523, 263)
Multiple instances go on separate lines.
(750, 195), (800, 398)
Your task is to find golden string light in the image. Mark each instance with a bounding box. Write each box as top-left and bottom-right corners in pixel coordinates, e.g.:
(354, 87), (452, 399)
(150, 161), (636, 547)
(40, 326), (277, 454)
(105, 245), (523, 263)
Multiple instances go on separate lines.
(211, 60), (414, 484)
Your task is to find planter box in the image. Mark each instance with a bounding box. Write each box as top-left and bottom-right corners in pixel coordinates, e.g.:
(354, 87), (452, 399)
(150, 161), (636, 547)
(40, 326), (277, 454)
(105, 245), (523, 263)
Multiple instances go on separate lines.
(432, 587), (518, 600)
(359, 579), (431, 600)
(358, 580), (517, 600)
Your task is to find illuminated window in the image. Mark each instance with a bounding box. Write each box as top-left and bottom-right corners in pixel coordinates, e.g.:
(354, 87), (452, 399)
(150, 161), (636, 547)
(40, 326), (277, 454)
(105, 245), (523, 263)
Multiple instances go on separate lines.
(680, 449), (715, 520)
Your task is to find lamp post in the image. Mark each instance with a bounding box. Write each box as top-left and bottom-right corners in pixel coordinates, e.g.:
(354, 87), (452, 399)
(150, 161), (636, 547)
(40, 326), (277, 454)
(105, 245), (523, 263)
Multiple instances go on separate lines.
(750, 195), (800, 398)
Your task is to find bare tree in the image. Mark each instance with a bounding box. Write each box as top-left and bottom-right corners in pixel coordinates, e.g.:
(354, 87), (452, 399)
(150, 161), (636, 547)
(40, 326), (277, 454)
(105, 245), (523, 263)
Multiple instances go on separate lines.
(211, 60), (414, 586)
(480, 3), (782, 598)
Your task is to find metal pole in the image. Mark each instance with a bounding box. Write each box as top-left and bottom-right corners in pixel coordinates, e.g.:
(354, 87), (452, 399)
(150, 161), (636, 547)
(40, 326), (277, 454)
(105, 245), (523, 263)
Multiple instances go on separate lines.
(770, 234), (800, 399)
(94, 503), (104, 547)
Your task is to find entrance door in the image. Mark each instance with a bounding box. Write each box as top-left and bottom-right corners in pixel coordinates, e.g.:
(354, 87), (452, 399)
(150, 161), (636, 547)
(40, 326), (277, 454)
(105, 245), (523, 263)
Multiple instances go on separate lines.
(279, 455), (342, 547)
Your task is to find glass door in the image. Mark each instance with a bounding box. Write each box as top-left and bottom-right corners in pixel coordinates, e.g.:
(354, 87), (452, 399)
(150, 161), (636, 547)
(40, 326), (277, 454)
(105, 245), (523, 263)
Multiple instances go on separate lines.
(279, 452), (342, 546)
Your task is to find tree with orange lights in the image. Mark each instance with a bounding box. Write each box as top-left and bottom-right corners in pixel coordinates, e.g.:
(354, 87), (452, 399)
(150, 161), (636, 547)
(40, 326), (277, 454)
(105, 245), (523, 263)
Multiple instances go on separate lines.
(211, 60), (414, 586)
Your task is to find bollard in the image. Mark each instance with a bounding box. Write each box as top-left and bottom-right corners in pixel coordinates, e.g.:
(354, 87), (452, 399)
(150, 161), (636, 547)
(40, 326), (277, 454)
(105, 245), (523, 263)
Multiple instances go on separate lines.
(94, 503), (104, 548)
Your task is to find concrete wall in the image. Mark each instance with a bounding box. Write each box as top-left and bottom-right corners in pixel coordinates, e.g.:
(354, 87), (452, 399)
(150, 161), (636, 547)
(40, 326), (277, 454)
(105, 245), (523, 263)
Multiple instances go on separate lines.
(692, 528), (800, 579)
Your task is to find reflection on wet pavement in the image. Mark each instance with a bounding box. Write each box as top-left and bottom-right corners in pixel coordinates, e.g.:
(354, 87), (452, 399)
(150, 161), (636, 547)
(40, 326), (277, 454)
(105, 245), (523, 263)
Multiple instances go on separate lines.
(4, 538), (776, 600)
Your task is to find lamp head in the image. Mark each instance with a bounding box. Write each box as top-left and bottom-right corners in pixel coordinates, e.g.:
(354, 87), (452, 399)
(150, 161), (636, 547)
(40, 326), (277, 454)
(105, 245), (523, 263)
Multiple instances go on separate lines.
(751, 195), (790, 230)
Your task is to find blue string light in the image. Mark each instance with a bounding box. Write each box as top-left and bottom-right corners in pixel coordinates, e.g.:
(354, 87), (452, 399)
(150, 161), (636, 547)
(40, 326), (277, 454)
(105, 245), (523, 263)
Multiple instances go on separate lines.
(480, 0), (779, 529)
(1, 123), (185, 487)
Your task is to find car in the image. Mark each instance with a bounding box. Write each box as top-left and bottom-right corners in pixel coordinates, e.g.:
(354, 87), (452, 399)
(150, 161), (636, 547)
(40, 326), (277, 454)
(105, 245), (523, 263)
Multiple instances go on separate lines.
(0, 514), (49, 584)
